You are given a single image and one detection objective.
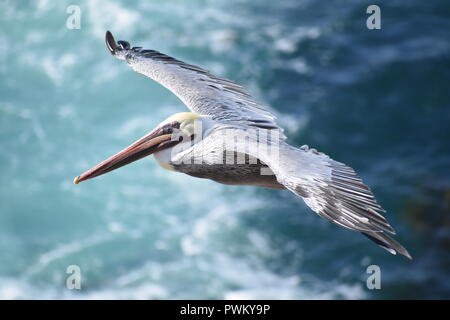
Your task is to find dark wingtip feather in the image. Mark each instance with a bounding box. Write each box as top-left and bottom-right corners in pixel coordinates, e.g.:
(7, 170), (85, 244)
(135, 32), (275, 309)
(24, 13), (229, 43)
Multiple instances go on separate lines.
(105, 30), (117, 55)
(362, 231), (412, 259)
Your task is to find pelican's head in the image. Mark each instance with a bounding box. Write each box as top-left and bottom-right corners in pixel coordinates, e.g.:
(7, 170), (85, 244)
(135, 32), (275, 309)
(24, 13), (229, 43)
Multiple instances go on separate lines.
(73, 112), (213, 184)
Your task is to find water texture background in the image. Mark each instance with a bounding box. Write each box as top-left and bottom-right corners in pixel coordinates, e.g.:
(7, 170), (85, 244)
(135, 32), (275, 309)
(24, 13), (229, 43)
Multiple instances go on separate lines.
(0, 0), (449, 299)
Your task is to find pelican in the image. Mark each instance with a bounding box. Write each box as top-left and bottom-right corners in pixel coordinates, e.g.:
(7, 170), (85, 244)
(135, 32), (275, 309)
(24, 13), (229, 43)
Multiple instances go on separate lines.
(74, 31), (411, 259)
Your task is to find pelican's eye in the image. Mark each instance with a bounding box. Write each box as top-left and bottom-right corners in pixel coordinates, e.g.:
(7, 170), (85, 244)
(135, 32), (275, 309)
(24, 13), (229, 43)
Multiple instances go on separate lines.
(160, 121), (181, 135)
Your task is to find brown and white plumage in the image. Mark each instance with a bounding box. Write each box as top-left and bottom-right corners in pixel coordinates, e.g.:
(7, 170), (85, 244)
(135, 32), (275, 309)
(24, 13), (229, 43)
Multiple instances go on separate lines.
(75, 31), (411, 259)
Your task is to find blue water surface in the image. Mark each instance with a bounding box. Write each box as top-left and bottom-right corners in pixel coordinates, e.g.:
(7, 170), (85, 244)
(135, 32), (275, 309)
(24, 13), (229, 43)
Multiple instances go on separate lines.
(0, 0), (449, 299)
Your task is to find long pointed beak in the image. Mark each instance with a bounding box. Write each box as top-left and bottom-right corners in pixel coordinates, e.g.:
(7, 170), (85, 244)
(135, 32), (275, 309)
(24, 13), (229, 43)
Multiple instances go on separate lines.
(74, 127), (177, 184)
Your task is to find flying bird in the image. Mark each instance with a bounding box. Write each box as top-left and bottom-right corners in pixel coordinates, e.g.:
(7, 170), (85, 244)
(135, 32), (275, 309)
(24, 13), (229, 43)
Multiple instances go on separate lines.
(74, 31), (411, 259)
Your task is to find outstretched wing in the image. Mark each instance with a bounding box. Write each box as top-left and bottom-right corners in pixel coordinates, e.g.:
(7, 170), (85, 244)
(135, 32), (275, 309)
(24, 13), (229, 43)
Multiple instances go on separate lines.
(267, 144), (411, 258)
(105, 31), (284, 135)
(223, 132), (410, 258)
(198, 126), (410, 258)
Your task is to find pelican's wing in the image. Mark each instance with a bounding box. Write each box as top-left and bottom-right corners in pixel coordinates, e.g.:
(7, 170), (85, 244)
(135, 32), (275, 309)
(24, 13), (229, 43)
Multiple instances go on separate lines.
(105, 31), (284, 136)
(265, 144), (411, 258)
(219, 129), (411, 258)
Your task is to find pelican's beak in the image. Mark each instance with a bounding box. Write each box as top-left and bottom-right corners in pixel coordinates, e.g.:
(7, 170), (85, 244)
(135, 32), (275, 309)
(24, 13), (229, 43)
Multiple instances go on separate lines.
(74, 126), (178, 184)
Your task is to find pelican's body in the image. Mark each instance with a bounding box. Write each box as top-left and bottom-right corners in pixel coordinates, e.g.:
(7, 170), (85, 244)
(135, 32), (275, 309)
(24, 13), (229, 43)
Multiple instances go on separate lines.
(74, 31), (411, 259)
(166, 149), (283, 189)
(169, 155), (282, 189)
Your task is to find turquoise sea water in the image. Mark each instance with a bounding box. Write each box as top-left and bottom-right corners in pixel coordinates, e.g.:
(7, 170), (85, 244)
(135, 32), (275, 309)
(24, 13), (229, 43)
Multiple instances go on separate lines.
(1, 0), (449, 299)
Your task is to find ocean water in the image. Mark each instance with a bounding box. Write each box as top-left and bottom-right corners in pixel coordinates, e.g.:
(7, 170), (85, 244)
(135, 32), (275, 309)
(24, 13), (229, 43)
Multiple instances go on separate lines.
(1, 0), (449, 299)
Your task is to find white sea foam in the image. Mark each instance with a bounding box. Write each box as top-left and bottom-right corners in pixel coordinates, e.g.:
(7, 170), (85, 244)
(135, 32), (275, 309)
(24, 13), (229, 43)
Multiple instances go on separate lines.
(25, 234), (113, 276)
(87, 0), (140, 38)
(19, 52), (77, 86)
